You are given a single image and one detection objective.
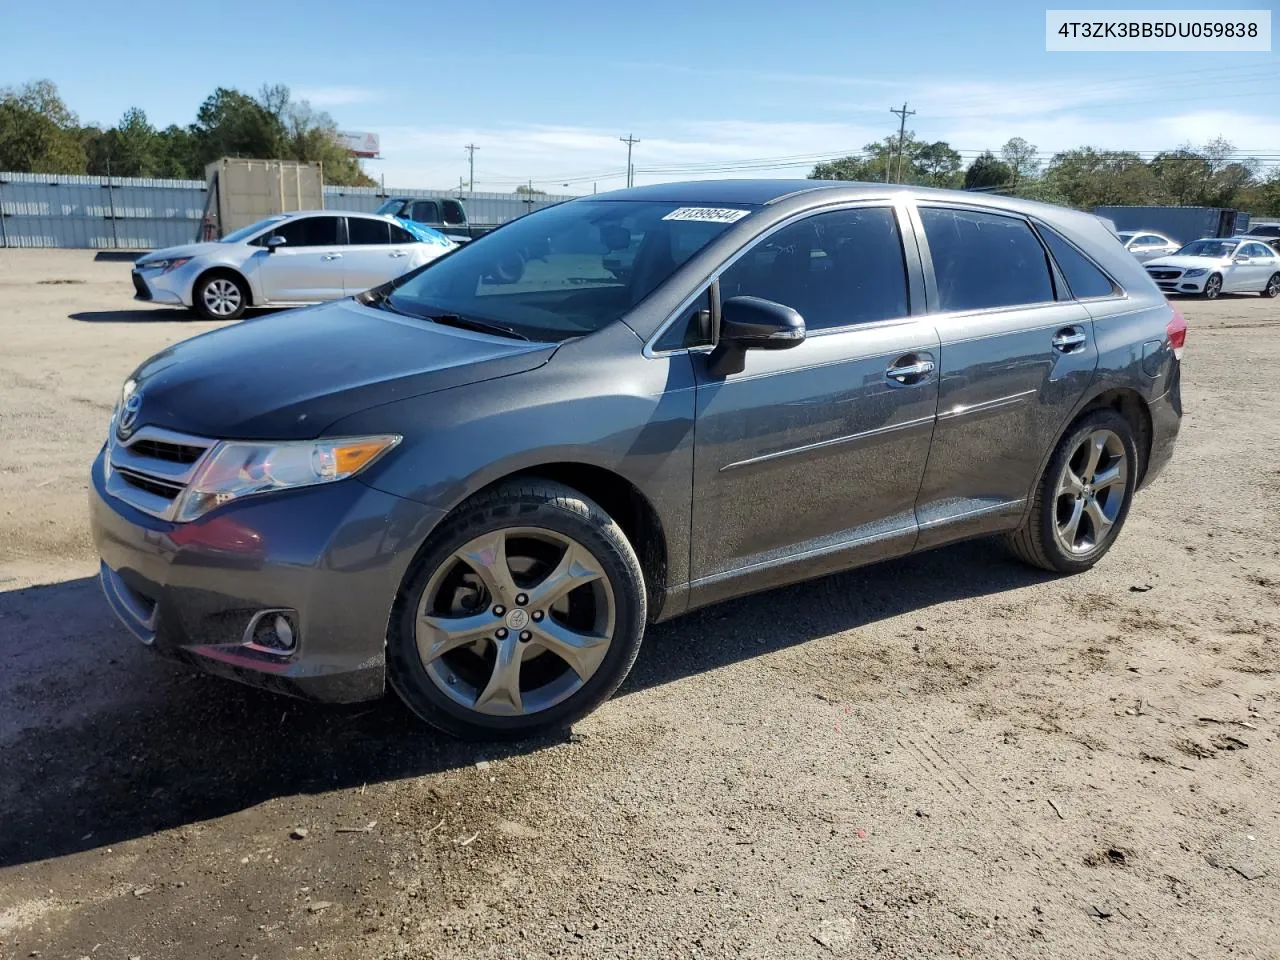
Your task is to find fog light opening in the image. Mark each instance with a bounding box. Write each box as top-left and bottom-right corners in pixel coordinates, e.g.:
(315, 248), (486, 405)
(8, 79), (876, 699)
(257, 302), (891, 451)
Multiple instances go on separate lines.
(244, 609), (299, 655)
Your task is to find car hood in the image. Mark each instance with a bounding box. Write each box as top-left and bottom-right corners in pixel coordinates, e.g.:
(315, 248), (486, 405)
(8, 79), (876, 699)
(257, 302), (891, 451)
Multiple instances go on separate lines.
(135, 241), (229, 264)
(1144, 255), (1226, 269)
(125, 299), (556, 440)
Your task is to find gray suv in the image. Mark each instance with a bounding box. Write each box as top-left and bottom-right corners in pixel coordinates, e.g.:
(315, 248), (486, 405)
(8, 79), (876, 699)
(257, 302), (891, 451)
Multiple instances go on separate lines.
(91, 181), (1184, 739)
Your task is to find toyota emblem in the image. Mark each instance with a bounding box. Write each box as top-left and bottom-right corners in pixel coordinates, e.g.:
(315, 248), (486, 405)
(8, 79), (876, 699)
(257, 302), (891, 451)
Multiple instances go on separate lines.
(118, 392), (143, 437)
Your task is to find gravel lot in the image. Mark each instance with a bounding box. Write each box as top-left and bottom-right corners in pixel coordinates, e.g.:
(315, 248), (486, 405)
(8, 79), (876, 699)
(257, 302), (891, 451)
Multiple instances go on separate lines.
(1, 249), (1277, 960)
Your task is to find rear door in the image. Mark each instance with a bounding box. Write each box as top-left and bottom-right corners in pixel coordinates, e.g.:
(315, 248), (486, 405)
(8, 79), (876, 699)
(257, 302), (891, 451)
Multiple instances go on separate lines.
(687, 203), (939, 606)
(910, 204), (1099, 548)
(253, 215), (345, 302)
(1237, 242), (1277, 291)
(342, 216), (415, 294)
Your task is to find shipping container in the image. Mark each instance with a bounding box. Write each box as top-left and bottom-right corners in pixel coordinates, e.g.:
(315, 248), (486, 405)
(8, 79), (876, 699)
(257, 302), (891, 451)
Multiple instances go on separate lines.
(204, 159), (325, 238)
(1092, 205), (1246, 246)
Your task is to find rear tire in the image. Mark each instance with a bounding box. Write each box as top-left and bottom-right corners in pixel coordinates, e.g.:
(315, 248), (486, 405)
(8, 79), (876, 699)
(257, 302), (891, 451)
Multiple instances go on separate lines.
(1007, 409), (1139, 574)
(1264, 272), (1280, 298)
(387, 480), (647, 741)
(1202, 273), (1223, 300)
(193, 271), (248, 321)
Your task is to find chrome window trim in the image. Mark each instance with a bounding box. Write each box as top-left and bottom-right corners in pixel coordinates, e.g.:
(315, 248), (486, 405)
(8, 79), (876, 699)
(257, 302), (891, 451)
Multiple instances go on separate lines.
(642, 197), (916, 359)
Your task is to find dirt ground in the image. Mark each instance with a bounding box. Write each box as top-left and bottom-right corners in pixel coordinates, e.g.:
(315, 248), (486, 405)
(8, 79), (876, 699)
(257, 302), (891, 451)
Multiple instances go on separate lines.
(1, 249), (1277, 960)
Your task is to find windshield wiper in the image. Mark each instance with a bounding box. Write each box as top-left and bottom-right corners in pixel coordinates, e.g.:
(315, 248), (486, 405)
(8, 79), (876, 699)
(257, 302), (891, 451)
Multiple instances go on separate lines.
(427, 313), (530, 341)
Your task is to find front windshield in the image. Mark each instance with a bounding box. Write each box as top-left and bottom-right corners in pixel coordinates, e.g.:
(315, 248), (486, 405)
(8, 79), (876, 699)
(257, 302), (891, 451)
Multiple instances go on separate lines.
(1176, 239), (1237, 258)
(374, 198), (404, 216)
(381, 200), (755, 342)
(221, 216), (287, 244)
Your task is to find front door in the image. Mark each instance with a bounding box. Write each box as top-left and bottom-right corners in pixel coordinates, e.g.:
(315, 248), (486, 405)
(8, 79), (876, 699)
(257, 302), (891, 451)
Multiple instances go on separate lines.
(911, 205), (1100, 548)
(253, 214), (346, 302)
(688, 204), (939, 609)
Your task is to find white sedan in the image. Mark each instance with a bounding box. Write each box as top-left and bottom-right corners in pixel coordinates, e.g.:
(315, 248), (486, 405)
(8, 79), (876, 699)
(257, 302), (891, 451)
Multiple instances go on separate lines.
(131, 211), (456, 320)
(1116, 230), (1179, 262)
(1144, 237), (1280, 300)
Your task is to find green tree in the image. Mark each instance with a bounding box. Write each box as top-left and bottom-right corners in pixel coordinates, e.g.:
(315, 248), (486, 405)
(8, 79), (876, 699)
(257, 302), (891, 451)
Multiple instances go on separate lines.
(1000, 137), (1039, 187)
(964, 151), (1013, 190)
(84, 107), (163, 177)
(810, 155), (880, 182)
(515, 183), (548, 195)
(1042, 148), (1157, 208)
(0, 79), (86, 173)
(916, 141), (962, 187)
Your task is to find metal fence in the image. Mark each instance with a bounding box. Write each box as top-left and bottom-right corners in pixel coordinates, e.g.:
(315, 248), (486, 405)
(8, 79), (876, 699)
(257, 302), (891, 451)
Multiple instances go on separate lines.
(0, 172), (576, 250)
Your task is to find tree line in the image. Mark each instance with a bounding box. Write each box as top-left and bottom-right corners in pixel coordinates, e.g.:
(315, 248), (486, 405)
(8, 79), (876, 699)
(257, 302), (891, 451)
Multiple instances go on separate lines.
(0, 80), (373, 186)
(810, 132), (1280, 215)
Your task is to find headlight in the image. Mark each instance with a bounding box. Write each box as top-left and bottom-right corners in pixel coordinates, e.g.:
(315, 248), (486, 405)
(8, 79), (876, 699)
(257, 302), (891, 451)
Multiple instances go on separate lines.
(173, 435), (401, 521)
(139, 257), (192, 273)
(109, 377), (138, 427)
(1183, 268), (1208, 278)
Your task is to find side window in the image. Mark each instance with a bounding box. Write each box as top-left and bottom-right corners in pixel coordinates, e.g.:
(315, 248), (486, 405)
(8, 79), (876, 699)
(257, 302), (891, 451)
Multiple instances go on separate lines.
(1039, 226), (1119, 300)
(271, 216), (340, 247)
(388, 223), (417, 244)
(347, 217), (391, 245)
(1136, 234), (1162, 246)
(441, 200), (466, 225)
(410, 200), (440, 223)
(717, 206), (909, 331)
(1245, 243), (1272, 258)
(920, 207), (1054, 312)
(654, 290), (713, 352)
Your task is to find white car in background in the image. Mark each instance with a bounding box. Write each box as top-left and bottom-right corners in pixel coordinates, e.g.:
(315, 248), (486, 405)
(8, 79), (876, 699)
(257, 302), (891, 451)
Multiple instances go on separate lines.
(131, 211), (456, 320)
(1144, 237), (1280, 299)
(1116, 231), (1179, 262)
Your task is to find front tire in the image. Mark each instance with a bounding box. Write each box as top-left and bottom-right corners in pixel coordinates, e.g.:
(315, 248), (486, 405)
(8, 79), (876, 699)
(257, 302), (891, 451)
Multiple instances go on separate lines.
(1007, 410), (1138, 574)
(193, 272), (248, 321)
(1264, 272), (1280, 298)
(387, 480), (647, 740)
(1202, 273), (1223, 300)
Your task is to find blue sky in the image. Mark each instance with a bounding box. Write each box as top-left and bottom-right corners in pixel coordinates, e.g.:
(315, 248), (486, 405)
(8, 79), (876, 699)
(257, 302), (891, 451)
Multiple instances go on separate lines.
(4, 0), (1276, 192)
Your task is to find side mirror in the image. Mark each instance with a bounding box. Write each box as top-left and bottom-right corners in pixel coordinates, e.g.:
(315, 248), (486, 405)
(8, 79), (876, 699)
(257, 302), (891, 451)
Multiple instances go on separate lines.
(719, 296), (806, 350)
(265, 235), (287, 252)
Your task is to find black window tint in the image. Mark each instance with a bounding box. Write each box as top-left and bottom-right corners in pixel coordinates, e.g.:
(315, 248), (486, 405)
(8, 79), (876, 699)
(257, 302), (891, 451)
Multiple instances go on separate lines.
(655, 289), (713, 351)
(410, 200), (440, 223)
(270, 216), (340, 247)
(389, 223), (416, 244)
(1039, 227), (1118, 299)
(718, 207), (908, 331)
(921, 208), (1054, 312)
(441, 200), (466, 225)
(348, 217), (391, 244)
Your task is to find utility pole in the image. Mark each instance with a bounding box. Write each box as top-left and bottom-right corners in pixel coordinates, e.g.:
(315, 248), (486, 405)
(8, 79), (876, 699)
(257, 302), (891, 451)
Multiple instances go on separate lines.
(458, 176), (465, 193)
(464, 143), (478, 192)
(889, 102), (915, 184)
(619, 134), (640, 188)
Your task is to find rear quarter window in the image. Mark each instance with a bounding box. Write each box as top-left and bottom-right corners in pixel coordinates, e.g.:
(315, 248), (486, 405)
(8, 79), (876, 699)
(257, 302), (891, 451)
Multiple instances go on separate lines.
(1039, 227), (1120, 300)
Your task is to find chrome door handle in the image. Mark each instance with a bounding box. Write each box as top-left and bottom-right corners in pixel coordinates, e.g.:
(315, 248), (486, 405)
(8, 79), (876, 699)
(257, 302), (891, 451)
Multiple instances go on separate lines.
(322, 253), (343, 261)
(389, 250), (408, 258)
(886, 359), (935, 382)
(1052, 330), (1087, 351)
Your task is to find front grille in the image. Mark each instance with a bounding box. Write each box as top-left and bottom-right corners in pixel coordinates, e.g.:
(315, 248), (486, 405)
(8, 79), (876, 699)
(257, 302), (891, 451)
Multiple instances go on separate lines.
(131, 270), (152, 299)
(116, 468), (184, 500)
(128, 438), (205, 464)
(1147, 269), (1182, 280)
(105, 426), (216, 520)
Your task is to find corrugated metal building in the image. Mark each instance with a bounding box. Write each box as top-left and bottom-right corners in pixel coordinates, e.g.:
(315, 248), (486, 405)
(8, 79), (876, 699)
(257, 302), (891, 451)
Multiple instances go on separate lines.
(0, 172), (576, 249)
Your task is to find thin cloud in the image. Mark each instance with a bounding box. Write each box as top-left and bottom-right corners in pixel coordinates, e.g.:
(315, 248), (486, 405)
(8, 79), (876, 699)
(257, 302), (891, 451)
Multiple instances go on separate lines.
(293, 86), (379, 107)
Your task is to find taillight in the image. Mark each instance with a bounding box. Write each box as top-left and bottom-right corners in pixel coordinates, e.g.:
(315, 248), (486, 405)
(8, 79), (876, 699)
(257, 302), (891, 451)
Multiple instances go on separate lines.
(1166, 307), (1187, 361)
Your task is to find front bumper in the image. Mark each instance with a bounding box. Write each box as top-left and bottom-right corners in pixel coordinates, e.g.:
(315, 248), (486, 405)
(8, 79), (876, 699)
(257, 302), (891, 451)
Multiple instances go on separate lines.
(90, 449), (444, 702)
(131, 264), (196, 306)
(1146, 270), (1209, 295)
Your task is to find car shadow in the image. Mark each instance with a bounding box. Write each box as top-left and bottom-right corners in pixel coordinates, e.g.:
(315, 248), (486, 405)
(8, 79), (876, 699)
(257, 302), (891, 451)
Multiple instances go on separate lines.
(70, 308), (195, 323)
(0, 538), (1050, 868)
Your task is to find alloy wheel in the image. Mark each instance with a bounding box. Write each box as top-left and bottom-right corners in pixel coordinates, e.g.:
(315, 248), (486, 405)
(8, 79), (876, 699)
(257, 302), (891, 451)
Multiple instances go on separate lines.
(1053, 429), (1129, 556)
(202, 278), (242, 317)
(1204, 275), (1222, 300)
(1266, 273), (1280, 298)
(415, 527), (616, 717)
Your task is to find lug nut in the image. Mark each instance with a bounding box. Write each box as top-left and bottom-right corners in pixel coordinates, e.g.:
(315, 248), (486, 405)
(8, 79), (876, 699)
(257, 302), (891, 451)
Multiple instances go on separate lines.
(515, 593), (528, 606)
(519, 631), (532, 642)
(531, 610), (544, 622)
(496, 627), (508, 639)
(493, 605), (506, 616)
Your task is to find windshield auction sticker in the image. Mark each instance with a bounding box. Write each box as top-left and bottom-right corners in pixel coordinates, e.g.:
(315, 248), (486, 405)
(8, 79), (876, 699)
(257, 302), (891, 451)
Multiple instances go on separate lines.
(1047, 10), (1270, 50)
(662, 207), (752, 223)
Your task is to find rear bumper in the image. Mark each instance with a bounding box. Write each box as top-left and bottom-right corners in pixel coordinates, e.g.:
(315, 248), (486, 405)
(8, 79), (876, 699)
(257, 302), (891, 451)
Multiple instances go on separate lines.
(89, 448), (444, 702)
(1141, 362), (1182, 489)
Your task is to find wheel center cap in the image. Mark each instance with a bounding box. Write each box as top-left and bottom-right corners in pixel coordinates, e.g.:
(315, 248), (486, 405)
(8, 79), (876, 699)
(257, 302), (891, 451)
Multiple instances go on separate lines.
(505, 608), (530, 630)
